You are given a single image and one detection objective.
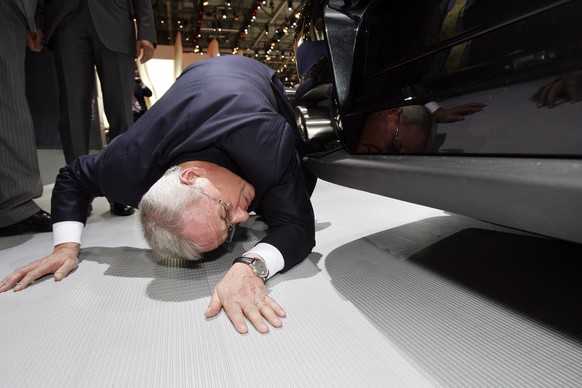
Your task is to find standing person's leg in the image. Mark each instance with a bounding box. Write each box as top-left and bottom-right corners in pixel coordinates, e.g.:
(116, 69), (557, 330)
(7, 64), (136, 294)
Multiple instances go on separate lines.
(0, 0), (50, 233)
(92, 34), (134, 142)
(50, 4), (96, 164)
(87, 13), (135, 216)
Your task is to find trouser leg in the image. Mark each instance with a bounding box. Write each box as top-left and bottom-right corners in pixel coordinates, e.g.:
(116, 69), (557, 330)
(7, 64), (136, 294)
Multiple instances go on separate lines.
(0, 1), (42, 226)
(50, 4), (96, 164)
(90, 19), (134, 141)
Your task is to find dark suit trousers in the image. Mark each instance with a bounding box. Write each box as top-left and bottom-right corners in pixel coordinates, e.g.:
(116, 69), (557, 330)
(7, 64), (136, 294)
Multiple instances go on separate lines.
(50, 1), (134, 164)
(0, 0), (43, 226)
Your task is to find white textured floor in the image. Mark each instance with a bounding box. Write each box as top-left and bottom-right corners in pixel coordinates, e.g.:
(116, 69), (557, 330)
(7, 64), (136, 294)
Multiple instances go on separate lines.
(1, 151), (581, 387)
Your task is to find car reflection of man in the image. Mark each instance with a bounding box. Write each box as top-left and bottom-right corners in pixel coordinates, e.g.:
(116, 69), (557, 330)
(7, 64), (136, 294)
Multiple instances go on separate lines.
(425, 101), (486, 123)
(537, 71), (582, 108)
(0, 55), (316, 335)
(355, 105), (436, 154)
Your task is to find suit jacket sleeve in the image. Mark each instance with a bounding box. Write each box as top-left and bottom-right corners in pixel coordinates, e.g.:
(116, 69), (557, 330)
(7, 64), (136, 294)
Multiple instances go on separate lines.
(222, 115), (315, 272)
(132, 0), (157, 46)
(257, 150), (315, 271)
(82, 0), (157, 56)
(51, 154), (104, 224)
(18, 0), (38, 31)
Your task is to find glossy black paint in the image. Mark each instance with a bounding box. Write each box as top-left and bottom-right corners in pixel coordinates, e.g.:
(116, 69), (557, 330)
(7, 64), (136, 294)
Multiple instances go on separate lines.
(299, 0), (582, 244)
(332, 0), (582, 156)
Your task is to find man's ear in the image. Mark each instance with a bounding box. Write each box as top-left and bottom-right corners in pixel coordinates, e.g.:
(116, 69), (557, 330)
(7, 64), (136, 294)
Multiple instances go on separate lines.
(179, 166), (207, 185)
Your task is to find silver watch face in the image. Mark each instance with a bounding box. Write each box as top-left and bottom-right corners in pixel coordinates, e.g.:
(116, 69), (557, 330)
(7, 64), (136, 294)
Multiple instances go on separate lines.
(252, 259), (269, 278)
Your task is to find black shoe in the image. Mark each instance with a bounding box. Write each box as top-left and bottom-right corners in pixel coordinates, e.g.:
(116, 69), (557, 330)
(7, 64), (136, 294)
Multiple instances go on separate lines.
(0, 210), (52, 236)
(110, 202), (135, 216)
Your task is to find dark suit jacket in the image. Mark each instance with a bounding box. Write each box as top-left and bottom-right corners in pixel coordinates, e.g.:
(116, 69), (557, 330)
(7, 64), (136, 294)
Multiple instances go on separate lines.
(16, 0), (38, 30)
(51, 55), (316, 271)
(41, 0), (157, 55)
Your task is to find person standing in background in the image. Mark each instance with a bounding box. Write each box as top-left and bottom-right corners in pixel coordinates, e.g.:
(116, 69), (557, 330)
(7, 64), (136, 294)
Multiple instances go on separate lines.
(0, 0), (52, 236)
(41, 0), (157, 215)
(132, 77), (152, 122)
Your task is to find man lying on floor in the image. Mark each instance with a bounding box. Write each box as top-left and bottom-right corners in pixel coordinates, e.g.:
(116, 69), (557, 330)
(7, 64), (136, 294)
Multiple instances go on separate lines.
(0, 55), (316, 335)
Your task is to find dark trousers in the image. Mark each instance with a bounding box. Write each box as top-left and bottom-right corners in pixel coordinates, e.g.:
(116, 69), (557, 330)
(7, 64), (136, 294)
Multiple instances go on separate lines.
(50, 1), (134, 163)
(0, 0), (43, 226)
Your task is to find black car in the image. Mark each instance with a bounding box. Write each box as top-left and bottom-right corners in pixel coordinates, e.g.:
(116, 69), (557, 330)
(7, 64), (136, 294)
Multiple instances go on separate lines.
(293, 0), (582, 245)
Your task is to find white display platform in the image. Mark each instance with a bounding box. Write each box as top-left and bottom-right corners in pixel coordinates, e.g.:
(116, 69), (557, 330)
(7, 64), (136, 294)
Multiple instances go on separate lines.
(1, 174), (581, 387)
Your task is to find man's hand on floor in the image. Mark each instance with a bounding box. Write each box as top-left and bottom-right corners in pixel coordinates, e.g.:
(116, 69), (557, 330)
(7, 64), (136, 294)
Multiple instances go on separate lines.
(0, 243), (80, 292)
(205, 263), (286, 334)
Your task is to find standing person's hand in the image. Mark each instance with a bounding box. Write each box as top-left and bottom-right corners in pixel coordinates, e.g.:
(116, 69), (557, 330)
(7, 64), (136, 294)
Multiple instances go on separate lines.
(205, 261), (286, 334)
(0, 243), (80, 292)
(136, 40), (155, 64)
(26, 29), (43, 52)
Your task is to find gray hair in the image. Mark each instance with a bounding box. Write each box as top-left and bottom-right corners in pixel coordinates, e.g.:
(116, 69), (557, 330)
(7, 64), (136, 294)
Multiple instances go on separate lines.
(401, 105), (437, 152)
(139, 166), (206, 260)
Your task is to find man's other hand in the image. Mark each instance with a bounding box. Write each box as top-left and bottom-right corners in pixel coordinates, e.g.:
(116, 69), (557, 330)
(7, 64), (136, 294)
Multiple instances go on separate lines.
(26, 29), (43, 52)
(537, 71), (582, 108)
(0, 243), (80, 292)
(205, 263), (286, 334)
(136, 40), (155, 64)
(433, 102), (487, 123)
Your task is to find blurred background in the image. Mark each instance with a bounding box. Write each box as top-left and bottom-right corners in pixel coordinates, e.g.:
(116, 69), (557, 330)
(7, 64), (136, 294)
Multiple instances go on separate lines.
(27, 0), (304, 151)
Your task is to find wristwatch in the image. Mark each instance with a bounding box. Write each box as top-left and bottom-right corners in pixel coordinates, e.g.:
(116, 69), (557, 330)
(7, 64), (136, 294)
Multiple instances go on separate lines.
(232, 256), (269, 280)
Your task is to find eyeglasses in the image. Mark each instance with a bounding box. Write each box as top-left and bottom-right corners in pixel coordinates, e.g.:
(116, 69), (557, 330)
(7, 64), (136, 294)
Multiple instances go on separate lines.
(193, 188), (236, 243)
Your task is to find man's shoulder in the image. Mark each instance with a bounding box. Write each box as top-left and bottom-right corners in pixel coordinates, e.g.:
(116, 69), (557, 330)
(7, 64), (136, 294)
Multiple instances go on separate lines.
(183, 55), (274, 79)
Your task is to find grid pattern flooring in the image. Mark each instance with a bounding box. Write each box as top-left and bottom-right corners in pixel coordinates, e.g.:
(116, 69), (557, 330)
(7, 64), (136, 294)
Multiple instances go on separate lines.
(1, 150), (581, 387)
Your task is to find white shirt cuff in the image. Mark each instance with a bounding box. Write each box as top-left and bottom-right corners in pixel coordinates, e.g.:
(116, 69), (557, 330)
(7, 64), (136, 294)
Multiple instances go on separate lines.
(53, 221), (84, 246)
(424, 101), (441, 114)
(245, 242), (284, 280)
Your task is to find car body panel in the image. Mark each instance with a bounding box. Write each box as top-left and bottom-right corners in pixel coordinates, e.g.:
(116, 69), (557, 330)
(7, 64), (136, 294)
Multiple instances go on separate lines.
(297, 0), (582, 244)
